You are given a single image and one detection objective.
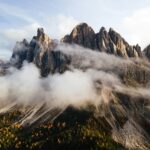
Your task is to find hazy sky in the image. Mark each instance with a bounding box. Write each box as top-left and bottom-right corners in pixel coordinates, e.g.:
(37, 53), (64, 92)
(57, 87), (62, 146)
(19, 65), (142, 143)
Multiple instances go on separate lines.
(1, 0), (150, 60)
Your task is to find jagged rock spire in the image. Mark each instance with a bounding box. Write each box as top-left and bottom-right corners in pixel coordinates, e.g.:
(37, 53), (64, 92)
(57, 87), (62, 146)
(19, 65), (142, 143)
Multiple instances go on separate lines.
(143, 44), (150, 60)
(62, 23), (143, 58)
(11, 23), (149, 77)
(61, 23), (97, 49)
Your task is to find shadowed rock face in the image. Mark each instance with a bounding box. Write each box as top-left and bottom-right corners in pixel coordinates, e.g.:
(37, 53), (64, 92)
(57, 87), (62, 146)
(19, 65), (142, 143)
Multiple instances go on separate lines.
(3, 23), (150, 150)
(10, 23), (150, 79)
(40, 51), (71, 77)
(62, 23), (142, 58)
(143, 44), (150, 60)
(109, 28), (134, 57)
(11, 28), (71, 76)
(96, 27), (114, 53)
(11, 39), (29, 67)
(61, 23), (97, 50)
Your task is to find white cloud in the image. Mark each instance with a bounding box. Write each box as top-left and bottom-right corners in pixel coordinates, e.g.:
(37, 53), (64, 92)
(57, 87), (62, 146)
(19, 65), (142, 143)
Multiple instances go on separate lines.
(0, 2), (42, 60)
(0, 2), (79, 59)
(58, 15), (79, 37)
(0, 49), (11, 61)
(0, 14), (79, 61)
(121, 7), (150, 49)
(41, 14), (79, 38)
(0, 2), (36, 23)
(0, 23), (41, 60)
(1, 23), (40, 42)
(0, 14), (79, 43)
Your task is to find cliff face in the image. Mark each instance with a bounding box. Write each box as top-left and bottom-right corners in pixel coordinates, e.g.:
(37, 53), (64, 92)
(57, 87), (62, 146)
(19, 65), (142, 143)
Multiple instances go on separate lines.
(143, 44), (150, 60)
(2, 23), (150, 150)
(61, 23), (97, 50)
(11, 28), (71, 76)
(11, 39), (29, 67)
(61, 23), (142, 58)
(10, 23), (150, 84)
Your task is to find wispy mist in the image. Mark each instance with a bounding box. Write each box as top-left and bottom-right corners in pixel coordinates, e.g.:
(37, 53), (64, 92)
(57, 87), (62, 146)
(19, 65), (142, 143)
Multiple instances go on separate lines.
(0, 44), (150, 149)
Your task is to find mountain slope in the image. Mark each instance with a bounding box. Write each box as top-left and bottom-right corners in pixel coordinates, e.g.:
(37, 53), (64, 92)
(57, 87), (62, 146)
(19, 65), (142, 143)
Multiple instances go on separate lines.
(10, 23), (150, 86)
(61, 23), (142, 58)
(0, 23), (150, 150)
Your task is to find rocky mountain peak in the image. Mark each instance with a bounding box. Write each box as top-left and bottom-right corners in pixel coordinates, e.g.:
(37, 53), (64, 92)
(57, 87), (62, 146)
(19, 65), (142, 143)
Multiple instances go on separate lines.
(99, 27), (108, 36)
(143, 44), (150, 60)
(70, 23), (93, 35)
(35, 28), (53, 46)
(62, 23), (97, 49)
(13, 39), (29, 52)
(11, 28), (67, 76)
(100, 26), (106, 31)
(96, 27), (111, 53)
(62, 23), (143, 58)
(11, 23), (150, 77)
(22, 39), (29, 46)
(37, 28), (44, 37)
(3, 22), (150, 150)
(108, 27), (126, 45)
(11, 38), (30, 67)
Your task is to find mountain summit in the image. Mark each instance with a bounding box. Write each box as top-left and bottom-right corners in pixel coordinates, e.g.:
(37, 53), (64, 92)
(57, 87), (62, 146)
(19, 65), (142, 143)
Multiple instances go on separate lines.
(61, 23), (142, 58)
(12, 22), (150, 68)
(0, 23), (150, 150)
(10, 23), (150, 80)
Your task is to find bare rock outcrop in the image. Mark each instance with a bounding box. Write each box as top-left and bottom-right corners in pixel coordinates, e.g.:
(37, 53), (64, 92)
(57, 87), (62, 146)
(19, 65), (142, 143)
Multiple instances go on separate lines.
(143, 44), (150, 60)
(62, 23), (143, 58)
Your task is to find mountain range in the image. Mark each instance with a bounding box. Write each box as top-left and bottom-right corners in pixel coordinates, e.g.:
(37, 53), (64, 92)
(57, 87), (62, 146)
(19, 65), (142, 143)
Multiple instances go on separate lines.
(10, 23), (150, 75)
(0, 23), (150, 150)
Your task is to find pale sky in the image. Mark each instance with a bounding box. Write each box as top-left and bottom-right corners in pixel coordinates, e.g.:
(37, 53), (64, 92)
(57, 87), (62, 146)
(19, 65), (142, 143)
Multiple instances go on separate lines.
(1, 0), (150, 60)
